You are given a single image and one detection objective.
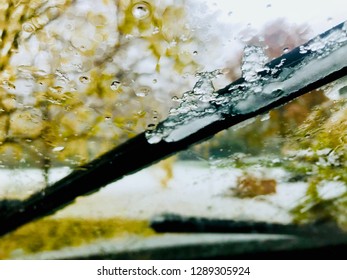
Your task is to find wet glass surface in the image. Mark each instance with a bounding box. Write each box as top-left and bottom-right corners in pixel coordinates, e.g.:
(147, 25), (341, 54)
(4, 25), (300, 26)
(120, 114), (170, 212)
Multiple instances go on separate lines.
(0, 0), (346, 259)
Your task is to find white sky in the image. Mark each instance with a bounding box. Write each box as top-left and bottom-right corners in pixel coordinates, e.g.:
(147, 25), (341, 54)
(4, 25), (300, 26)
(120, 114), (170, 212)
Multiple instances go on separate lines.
(208, 0), (346, 35)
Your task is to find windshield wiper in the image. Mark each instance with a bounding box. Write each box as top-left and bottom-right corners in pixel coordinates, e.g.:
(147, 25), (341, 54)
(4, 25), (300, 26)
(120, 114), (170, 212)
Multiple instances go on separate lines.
(150, 214), (346, 238)
(1, 21), (347, 237)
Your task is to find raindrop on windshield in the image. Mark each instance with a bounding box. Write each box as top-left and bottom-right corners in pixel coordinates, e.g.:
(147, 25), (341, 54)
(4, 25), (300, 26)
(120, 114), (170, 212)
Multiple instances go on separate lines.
(135, 86), (151, 97)
(22, 22), (36, 33)
(52, 146), (65, 152)
(147, 123), (156, 130)
(79, 76), (90, 84)
(132, 2), (151, 20)
(283, 47), (290, 54)
(110, 81), (121, 91)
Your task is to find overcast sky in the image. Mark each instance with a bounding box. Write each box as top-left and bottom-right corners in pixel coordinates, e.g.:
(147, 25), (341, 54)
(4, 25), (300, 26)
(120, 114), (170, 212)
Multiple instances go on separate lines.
(207, 0), (345, 35)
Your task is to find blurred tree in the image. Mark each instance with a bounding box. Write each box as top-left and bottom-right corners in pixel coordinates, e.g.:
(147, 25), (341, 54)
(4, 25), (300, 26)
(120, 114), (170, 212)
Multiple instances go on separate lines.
(0, 0), (204, 172)
(191, 19), (329, 159)
(284, 98), (347, 228)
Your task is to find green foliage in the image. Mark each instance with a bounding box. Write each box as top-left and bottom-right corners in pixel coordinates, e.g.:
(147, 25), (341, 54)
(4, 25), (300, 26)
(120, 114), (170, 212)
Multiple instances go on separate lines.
(284, 99), (347, 227)
(0, 0), (202, 169)
(0, 217), (154, 259)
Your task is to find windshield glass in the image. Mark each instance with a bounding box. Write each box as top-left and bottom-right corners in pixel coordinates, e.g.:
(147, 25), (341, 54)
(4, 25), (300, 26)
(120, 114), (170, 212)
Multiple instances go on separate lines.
(0, 0), (346, 259)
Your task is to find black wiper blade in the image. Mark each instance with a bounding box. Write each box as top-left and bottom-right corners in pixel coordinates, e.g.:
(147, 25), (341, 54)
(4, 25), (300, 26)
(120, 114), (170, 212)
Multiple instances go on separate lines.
(1, 21), (347, 237)
(150, 214), (346, 237)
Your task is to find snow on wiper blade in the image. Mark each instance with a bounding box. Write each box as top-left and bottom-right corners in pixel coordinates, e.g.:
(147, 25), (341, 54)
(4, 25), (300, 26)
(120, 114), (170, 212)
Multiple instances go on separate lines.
(146, 21), (347, 144)
(1, 21), (347, 237)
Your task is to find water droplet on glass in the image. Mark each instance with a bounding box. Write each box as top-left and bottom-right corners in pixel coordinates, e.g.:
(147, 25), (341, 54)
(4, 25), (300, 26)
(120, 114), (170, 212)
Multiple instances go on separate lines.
(152, 79), (157, 84)
(52, 146), (65, 152)
(2, 80), (16, 90)
(65, 23), (74, 30)
(110, 80), (121, 90)
(22, 22), (36, 33)
(266, 3), (272, 8)
(135, 86), (151, 97)
(228, 11), (233, 16)
(125, 120), (135, 128)
(193, 51), (198, 55)
(89, 14), (107, 27)
(79, 76), (90, 84)
(147, 123), (156, 130)
(49, 86), (63, 93)
(283, 47), (290, 54)
(171, 96), (180, 102)
(125, 34), (134, 40)
(137, 110), (146, 117)
(132, 2), (151, 20)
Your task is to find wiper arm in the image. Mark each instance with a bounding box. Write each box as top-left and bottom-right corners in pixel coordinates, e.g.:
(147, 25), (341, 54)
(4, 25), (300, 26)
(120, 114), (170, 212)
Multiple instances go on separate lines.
(150, 214), (346, 238)
(1, 21), (347, 237)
